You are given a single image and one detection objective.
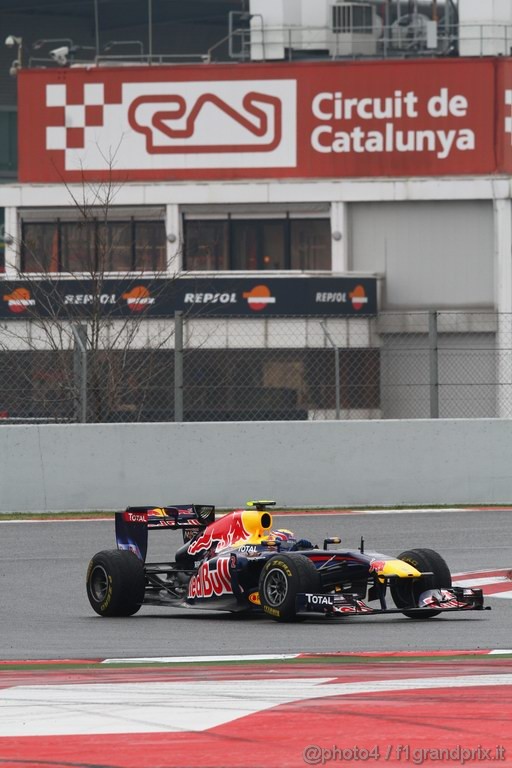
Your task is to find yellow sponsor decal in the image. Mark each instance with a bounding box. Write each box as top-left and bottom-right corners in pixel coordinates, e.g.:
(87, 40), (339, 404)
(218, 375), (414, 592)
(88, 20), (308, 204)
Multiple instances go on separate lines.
(378, 559), (422, 578)
(248, 591), (261, 605)
(150, 508), (166, 517)
(271, 560), (292, 577)
(263, 605), (281, 617)
(101, 575), (113, 611)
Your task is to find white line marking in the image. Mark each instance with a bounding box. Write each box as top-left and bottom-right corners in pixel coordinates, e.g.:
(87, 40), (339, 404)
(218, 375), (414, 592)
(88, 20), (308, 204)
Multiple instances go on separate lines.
(485, 591), (512, 599)
(455, 568), (511, 577)
(453, 576), (512, 588)
(102, 654), (300, 664)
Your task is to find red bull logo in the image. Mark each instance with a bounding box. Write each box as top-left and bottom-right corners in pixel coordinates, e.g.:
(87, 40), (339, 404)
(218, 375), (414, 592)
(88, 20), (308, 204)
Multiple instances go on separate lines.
(187, 512), (251, 557)
(3, 287), (35, 314)
(187, 557), (233, 599)
(369, 559), (387, 573)
(122, 286), (155, 312)
(242, 285), (276, 312)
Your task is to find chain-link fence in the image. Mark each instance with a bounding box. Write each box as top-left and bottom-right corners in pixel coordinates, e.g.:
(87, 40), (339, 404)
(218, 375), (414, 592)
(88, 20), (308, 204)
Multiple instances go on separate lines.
(0, 311), (510, 423)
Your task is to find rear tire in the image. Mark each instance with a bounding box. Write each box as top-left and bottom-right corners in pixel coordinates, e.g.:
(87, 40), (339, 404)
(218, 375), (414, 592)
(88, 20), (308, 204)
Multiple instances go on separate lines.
(259, 553), (321, 622)
(86, 549), (145, 617)
(390, 547), (452, 619)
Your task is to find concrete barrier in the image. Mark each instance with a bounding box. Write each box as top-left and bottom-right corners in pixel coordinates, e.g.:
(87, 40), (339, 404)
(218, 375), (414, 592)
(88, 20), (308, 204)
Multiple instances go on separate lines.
(1, 419), (511, 513)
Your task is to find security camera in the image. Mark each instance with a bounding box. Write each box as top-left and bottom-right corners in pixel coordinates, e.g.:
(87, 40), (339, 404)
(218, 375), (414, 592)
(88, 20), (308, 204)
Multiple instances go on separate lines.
(49, 45), (70, 65)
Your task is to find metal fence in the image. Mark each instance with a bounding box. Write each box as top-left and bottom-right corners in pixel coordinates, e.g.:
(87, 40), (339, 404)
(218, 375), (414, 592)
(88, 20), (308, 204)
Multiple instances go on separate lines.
(24, 22), (512, 70)
(0, 311), (510, 424)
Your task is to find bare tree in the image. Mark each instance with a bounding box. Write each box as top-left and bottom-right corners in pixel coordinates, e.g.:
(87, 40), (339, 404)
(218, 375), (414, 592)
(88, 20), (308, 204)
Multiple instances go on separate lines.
(1, 170), (180, 423)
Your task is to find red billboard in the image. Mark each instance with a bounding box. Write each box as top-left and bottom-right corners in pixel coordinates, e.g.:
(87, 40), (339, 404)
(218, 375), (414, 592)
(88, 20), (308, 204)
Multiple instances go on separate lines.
(17, 57), (509, 183)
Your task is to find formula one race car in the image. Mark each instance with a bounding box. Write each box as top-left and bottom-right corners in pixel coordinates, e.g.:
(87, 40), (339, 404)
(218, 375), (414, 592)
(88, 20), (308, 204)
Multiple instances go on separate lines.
(86, 501), (487, 621)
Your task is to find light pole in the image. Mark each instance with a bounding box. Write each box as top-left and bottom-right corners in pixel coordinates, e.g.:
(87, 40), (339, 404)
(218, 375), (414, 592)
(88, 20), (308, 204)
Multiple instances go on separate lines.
(4, 35), (23, 75)
(148, 0), (153, 63)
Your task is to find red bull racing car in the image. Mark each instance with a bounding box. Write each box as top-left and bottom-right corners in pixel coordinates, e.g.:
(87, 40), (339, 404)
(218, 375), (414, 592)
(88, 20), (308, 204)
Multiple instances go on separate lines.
(86, 501), (487, 621)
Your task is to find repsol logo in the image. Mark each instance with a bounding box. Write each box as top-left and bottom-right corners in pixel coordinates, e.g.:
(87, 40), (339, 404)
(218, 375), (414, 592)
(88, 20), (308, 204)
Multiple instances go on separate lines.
(64, 294), (117, 305)
(183, 292), (237, 305)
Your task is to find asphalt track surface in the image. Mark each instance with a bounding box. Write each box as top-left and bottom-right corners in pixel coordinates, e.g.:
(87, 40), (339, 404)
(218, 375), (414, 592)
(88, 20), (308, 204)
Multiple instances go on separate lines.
(1, 509), (511, 660)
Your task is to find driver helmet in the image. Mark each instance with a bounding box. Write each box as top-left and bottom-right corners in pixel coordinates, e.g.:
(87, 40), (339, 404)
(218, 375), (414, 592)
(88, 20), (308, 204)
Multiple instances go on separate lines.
(266, 528), (297, 550)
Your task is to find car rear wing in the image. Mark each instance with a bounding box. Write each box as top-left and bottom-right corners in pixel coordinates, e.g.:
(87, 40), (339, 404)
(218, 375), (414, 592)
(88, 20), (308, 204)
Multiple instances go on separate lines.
(115, 504), (215, 561)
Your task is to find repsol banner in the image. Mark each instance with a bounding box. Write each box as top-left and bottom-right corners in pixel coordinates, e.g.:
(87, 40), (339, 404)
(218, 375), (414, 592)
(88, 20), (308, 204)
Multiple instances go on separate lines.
(17, 57), (512, 181)
(0, 277), (377, 318)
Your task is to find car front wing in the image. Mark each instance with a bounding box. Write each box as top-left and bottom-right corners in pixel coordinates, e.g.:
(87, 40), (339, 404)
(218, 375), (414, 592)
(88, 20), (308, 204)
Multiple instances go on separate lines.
(296, 586), (487, 618)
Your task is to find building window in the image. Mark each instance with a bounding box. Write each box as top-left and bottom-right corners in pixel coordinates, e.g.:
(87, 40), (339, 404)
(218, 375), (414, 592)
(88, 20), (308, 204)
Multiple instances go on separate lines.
(61, 221), (96, 272)
(231, 220), (286, 270)
(184, 217), (331, 271)
(135, 221), (168, 272)
(0, 109), (17, 178)
(21, 223), (59, 272)
(21, 219), (166, 273)
(184, 221), (229, 270)
(290, 219), (331, 270)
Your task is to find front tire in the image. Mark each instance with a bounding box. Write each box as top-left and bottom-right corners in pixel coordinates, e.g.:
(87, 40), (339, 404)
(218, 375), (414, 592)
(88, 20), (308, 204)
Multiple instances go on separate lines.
(390, 547), (452, 619)
(86, 549), (145, 617)
(259, 553), (320, 622)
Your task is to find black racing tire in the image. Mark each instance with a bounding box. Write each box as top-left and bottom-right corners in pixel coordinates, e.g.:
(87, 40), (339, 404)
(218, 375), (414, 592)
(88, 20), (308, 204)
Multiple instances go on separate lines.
(390, 547), (452, 619)
(258, 553), (321, 622)
(86, 549), (145, 617)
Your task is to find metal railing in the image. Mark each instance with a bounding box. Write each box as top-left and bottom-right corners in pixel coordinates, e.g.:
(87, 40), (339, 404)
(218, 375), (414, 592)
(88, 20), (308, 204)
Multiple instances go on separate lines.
(0, 311), (511, 424)
(24, 22), (512, 69)
(234, 22), (512, 61)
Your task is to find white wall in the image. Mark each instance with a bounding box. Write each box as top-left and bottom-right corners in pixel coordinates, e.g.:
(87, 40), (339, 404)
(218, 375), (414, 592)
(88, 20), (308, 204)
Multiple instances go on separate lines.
(459, 0), (512, 56)
(1, 419), (511, 513)
(459, 0), (512, 25)
(349, 201), (494, 309)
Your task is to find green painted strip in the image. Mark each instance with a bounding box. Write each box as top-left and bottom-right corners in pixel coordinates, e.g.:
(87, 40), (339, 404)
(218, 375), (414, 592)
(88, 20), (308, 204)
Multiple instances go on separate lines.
(2, 653), (512, 672)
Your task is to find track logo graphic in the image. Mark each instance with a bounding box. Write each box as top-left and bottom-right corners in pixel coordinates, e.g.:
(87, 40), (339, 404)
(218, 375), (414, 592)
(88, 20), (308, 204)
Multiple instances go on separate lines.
(122, 286), (155, 312)
(243, 285), (276, 312)
(129, 92), (282, 155)
(3, 287), (35, 314)
(45, 79), (297, 172)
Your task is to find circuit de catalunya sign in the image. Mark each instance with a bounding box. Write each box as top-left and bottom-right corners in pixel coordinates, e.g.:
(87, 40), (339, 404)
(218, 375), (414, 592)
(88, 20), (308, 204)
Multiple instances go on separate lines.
(17, 57), (512, 182)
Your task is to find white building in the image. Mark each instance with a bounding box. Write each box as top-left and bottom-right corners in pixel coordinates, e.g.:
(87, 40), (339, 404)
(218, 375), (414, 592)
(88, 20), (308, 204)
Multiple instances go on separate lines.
(1, 0), (512, 422)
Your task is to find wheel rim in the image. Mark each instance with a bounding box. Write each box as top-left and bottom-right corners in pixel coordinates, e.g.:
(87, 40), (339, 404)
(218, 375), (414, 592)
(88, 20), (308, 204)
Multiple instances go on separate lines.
(263, 567), (289, 607)
(90, 565), (109, 603)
